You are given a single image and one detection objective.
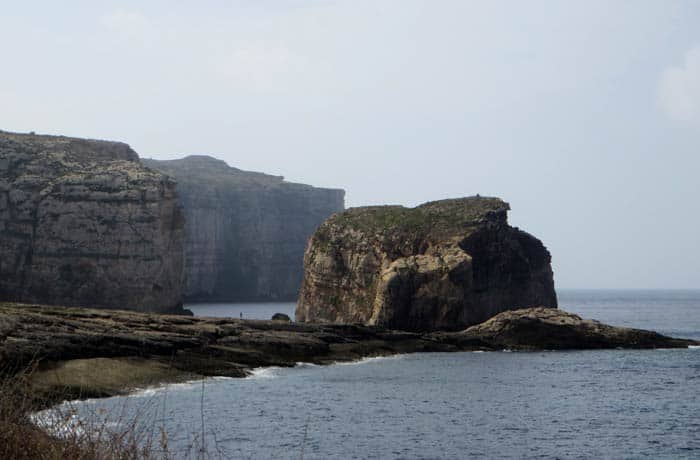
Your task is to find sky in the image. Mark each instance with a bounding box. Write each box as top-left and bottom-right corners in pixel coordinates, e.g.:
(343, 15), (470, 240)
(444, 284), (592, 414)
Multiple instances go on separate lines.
(1, 1), (699, 289)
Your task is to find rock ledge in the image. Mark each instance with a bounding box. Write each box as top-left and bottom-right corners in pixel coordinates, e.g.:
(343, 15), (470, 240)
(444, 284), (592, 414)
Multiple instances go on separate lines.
(0, 303), (695, 404)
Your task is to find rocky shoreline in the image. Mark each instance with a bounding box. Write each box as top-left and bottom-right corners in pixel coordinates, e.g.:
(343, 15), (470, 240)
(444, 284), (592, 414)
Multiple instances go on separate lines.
(0, 302), (696, 407)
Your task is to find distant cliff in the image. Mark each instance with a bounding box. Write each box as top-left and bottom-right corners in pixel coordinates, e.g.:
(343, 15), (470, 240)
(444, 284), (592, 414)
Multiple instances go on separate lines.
(144, 156), (345, 302)
(296, 197), (557, 331)
(0, 131), (185, 312)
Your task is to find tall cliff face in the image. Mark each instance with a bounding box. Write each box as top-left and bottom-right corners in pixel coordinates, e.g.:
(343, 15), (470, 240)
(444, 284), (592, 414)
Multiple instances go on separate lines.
(0, 131), (185, 312)
(296, 197), (557, 331)
(144, 156), (345, 301)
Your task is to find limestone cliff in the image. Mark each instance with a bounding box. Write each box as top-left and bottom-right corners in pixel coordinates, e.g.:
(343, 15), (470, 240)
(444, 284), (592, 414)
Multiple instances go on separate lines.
(144, 156), (345, 301)
(296, 197), (557, 331)
(0, 131), (185, 312)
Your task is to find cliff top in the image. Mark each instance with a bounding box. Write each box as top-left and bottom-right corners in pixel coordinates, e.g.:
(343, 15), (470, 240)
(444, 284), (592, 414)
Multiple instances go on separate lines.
(326, 196), (509, 236)
(144, 155), (284, 187)
(0, 130), (139, 162)
(144, 155), (345, 194)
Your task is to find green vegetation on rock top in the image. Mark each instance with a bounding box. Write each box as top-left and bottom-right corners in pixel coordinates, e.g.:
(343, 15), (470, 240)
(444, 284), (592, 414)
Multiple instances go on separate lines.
(326, 196), (509, 235)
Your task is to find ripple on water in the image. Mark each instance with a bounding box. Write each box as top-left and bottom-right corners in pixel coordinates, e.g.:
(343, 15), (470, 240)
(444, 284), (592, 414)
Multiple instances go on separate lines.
(35, 291), (700, 459)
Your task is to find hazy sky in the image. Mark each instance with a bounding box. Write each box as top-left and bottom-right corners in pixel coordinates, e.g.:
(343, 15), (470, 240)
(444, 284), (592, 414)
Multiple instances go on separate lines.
(2, 1), (699, 289)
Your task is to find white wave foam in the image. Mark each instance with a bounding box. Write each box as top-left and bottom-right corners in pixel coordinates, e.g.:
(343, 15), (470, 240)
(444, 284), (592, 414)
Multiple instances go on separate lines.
(246, 366), (283, 379)
(245, 362), (319, 379)
(334, 354), (406, 366)
(689, 345), (700, 349)
(132, 387), (165, 397)
(31, 409), (86, 439)
(129, 376), (236, 397)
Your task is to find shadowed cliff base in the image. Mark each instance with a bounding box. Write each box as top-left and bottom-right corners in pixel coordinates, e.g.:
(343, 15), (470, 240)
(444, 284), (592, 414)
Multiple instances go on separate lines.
(297, 196), (557, 331)
(0, 303), (695, 406)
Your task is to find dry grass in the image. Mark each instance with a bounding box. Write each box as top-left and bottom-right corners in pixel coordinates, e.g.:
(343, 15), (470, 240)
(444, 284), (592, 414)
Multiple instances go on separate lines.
(0, 363), (166, 459)
(0, 363), (229, 460)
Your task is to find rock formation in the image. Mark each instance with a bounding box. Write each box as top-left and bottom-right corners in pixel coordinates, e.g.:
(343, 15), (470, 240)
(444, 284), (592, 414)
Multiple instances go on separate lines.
(144, 156), (344, 302)
(454, 307), (684, 350)
(271, 312), (291, 322)
(0, 131), (185, 312)
(0, 302), (695, 403)
(296, 197), (557, 331)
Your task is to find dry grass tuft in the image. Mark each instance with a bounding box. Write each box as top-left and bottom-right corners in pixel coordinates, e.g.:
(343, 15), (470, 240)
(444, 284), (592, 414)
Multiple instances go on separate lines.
(1, 362), (236, 459)
(0, 364), (166, 460)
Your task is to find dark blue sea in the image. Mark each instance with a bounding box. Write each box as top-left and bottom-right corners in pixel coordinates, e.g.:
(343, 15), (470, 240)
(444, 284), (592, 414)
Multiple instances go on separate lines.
(38, 290), (700, 459)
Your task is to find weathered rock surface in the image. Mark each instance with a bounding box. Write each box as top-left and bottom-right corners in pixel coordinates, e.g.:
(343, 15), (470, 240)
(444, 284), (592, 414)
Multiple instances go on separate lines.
(454, 307), (694, 350)
(297, 197), (557, 331)
(0, 303), (694, 402)
(144, 156), (345, 302)
(0, 131), (185, 312)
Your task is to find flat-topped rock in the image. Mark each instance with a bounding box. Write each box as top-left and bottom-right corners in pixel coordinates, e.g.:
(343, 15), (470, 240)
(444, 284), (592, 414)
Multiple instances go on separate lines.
(0, 131), (185, 312)
(296, 196), (558, 331)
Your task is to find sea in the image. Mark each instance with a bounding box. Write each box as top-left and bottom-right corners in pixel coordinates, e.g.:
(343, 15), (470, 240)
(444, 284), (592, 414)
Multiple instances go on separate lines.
(36, 290), (700, 459)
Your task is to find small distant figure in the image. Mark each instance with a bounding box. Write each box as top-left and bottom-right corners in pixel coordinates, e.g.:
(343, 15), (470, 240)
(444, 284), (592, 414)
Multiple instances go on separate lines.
(476, 193), (481, 198)
(239, 312), (243, 319)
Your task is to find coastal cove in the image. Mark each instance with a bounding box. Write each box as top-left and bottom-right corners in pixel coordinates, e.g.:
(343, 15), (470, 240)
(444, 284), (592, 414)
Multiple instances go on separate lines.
(3, 4), (700, 458)
(33, 290), (700, 459)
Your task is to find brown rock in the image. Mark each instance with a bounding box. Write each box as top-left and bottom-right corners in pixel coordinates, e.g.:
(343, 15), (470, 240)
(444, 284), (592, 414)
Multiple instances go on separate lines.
(296, 197), (557, 331)
(271, 313), (292, 322)
(0, 131), (185, 312)
(456, 307), (695, 350)
(0, 303), (695, 404)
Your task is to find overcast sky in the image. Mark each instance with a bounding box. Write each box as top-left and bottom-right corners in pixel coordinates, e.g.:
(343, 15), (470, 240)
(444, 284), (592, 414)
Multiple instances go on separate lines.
(2, 1), (699, 289)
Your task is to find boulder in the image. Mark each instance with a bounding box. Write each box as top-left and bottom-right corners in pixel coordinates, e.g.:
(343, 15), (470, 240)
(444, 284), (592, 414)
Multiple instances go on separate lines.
(271, 313), (291, 322)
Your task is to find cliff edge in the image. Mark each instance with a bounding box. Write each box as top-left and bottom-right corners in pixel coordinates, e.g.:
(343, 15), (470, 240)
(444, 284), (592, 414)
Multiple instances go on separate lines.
(0, 131), (185, 312)
(296, 196), (557, 331)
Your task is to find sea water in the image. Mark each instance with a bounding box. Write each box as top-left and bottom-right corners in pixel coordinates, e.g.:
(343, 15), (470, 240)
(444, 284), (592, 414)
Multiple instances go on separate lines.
(39, 290), (700, 459)
(187, 301), (295, 320)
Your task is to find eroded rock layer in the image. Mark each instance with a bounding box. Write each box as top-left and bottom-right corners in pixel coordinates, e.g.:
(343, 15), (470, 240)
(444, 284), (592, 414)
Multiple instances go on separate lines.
(144, 156), (345, 301)
(0, 131), (185, 312)
(0, 303), (694, 404)
(296, 197), (557, 331)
